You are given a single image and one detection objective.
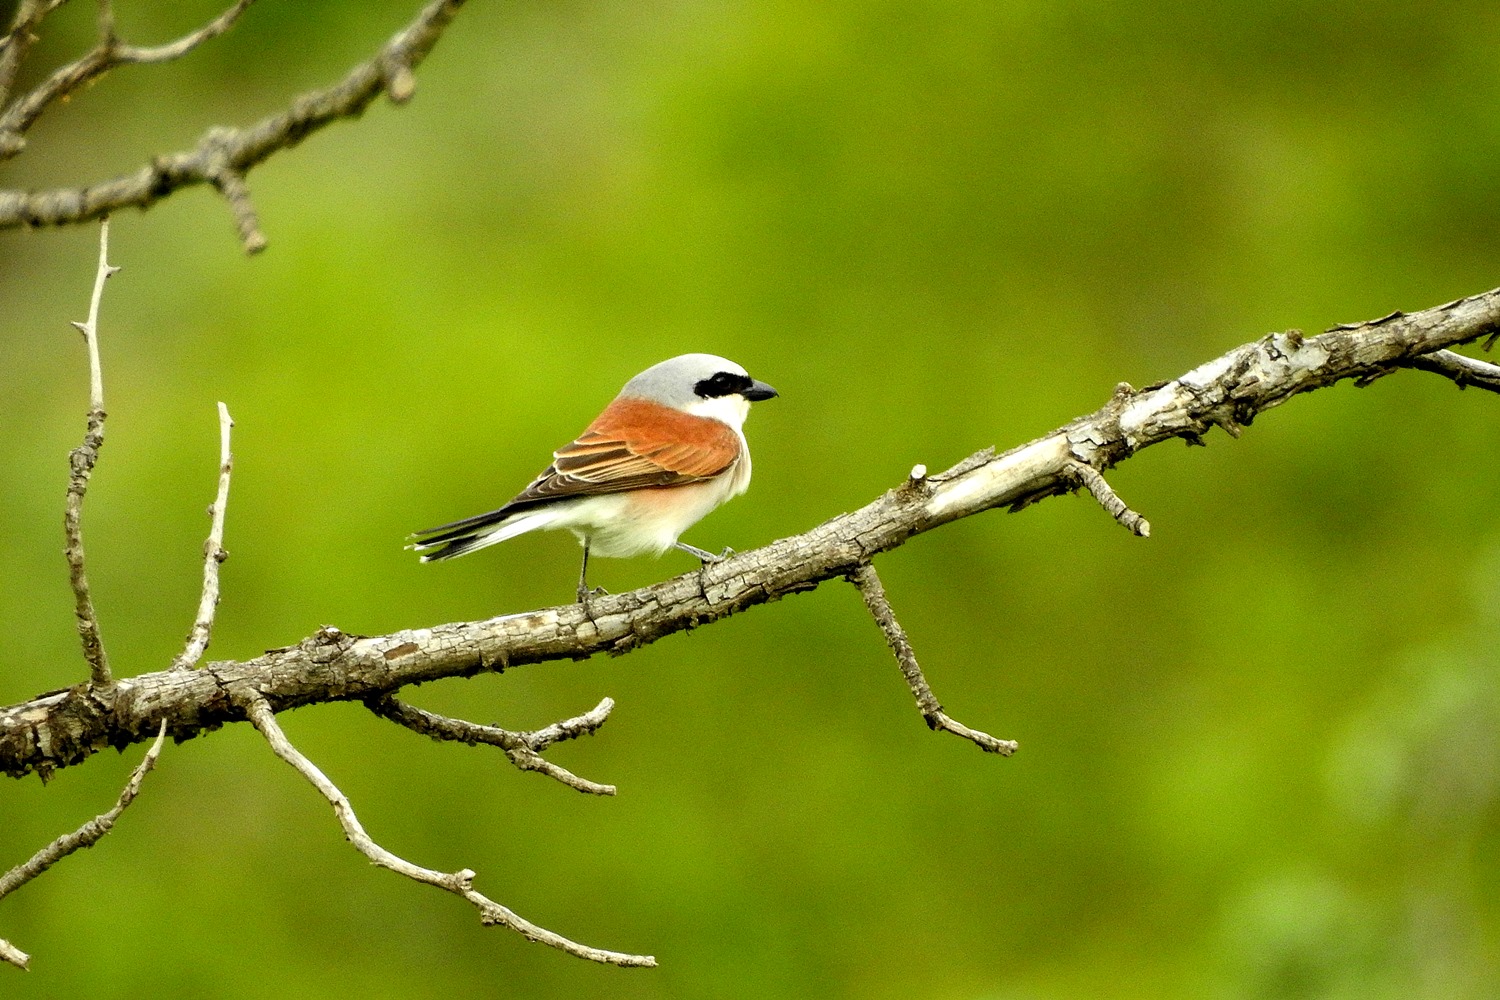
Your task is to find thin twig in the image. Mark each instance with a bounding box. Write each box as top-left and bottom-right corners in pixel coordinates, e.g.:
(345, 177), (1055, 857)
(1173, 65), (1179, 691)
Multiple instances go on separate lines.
(849, 563), (1017, 755)
(0, 0), (257, 160)
(368, 695), (616, 795)
(93, 0), (114, 42)
(0, 0), (469, 251)
(521, 697), (616, 750)
(240, 692), (653, 967)
(0, 0), (45, 114)
(172, 403), (234, 671)
(116, 0), (255, 63)
(204, 160), (267, 254)
(64, 218), (119, 688)
(1407, 349), (1500, 393)
(1066, 461), (1151, 537)
(0, 720), (167, 970)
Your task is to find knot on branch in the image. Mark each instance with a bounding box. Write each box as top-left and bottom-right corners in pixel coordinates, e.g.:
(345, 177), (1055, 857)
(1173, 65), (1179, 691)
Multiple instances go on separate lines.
(382, 60), (417, 103)
(302, 625), (356, 663)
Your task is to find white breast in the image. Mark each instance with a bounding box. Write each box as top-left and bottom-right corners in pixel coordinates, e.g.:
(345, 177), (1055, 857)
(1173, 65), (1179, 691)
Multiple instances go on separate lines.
(547, 395), (754, 558)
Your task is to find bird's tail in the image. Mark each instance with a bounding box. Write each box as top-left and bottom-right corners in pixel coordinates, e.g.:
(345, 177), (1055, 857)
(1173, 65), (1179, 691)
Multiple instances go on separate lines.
(408, 505), (563, 562)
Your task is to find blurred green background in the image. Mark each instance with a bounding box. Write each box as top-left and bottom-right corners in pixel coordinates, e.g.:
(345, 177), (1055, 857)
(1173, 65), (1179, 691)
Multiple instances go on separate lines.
(3, 1), (1499, 997)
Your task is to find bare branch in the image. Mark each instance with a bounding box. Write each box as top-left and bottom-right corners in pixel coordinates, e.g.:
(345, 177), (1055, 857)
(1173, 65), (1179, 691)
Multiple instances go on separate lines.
(0, 0), (47, 114)
(0, 0), (469, 251)
(1066, 460), (1151, 537)
(0, 719), (167, 968)
(5, 288), (1500, 779)
(115, 0), (256, 64)
(240, 692), (653, 967)
(171, 403), (234, 671)
(368, 695), (617, 796)
(0, 721), (165, 898)
(0, 0), (256, 159)
(1406, 349), (1500, 393)
(63, 217), (119, 688)
(850, 563), (1017, 755)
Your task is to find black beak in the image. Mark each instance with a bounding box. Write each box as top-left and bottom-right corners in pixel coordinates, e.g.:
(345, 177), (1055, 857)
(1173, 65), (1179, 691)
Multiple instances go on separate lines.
(743, 379), (778, 401)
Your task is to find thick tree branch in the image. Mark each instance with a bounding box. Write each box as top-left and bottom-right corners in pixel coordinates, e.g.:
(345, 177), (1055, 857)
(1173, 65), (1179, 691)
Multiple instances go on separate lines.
(0, 0), (467, 251)
(4, 288), (1499, 780)
(240, 693), (652, 968)
(0, 720), (166, 969)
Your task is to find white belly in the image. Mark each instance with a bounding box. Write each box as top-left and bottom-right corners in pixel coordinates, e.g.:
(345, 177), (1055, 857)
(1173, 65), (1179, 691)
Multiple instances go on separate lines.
(552, 458), (750, 558)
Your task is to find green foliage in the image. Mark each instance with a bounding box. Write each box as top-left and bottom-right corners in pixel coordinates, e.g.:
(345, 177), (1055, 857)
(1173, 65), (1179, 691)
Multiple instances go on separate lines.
(2, 1), (1497, 996)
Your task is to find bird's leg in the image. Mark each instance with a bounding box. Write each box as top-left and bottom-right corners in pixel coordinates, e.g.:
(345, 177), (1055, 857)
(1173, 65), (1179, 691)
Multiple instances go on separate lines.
(576, 539), (610, 613)
(577, 541), (592, 606)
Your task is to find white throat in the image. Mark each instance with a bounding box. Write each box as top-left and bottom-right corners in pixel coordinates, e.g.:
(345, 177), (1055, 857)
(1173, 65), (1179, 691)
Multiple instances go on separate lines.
(682, 394), (751, 430)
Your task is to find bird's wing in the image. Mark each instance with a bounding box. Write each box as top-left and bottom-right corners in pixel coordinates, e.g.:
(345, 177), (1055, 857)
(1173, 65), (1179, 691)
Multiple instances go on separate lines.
(513, 396), (741, 504)
(411, 398), (741, 548)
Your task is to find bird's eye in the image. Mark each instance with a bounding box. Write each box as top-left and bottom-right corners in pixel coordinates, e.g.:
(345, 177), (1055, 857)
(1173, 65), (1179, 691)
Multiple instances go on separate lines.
(694, 372), (752, 398)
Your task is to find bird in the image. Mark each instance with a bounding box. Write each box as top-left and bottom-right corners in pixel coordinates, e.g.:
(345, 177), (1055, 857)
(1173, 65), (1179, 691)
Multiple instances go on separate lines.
(410, 353), (778, 604)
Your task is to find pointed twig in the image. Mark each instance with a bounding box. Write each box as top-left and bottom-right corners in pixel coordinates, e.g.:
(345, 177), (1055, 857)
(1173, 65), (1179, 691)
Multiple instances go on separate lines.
(1066, 461), (1151, 537)
(64, 218), (119, 688)
(0, 720), (167, 970)
(172, 403), (234, 671)
(368, 695), (617, 795)
(849, 563), (1017, 755)
(240, 692), (653, 967)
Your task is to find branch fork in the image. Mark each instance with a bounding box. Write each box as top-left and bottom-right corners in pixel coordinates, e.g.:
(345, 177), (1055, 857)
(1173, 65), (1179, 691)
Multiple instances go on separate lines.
(240, 691), (652, 967)
(4, 219), (239, 969)
(0, 0), (471, 252)
(367, 694), (618, 796)
(8, 249), (1500, 972)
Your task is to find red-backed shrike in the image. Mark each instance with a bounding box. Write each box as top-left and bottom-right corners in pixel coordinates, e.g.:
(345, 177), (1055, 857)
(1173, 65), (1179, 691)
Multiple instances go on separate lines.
(411, 354), (778, 603)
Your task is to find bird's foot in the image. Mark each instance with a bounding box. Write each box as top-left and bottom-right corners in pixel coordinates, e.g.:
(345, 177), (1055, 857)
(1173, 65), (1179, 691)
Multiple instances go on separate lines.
(577, 584), (609, 611)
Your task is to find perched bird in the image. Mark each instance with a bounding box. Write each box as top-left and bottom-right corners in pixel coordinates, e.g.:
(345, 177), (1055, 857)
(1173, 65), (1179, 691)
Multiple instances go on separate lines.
(411, 354), (778, 603)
